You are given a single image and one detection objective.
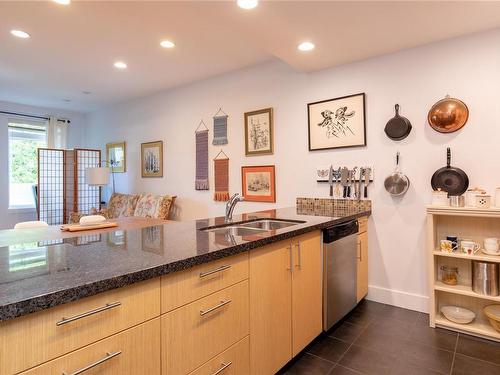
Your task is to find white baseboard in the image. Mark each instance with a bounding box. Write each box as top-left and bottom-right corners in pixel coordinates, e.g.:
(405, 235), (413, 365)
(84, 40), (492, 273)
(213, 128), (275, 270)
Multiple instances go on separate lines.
(366, 285), (429, 313)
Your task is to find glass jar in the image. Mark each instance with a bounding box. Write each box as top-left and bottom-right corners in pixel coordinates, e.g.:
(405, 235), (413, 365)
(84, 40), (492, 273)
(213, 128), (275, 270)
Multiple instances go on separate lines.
(441, 265), (459, 285)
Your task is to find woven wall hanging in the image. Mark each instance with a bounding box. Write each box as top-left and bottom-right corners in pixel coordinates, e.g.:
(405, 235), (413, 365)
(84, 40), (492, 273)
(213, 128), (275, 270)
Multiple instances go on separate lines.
(214, 149), (230, 201)
(195, 120), (209, 190)
(213, 108), (229, 145)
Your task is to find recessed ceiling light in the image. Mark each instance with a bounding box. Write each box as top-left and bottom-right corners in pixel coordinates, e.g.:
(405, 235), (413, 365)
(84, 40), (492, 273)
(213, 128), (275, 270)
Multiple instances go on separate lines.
(113, 61), (127, 69)
(10, 29), (30, 39)
(298, 41), (315, 52)
(160, 40), (175, 49)
(237, 0), (258, 9)
(53, 0), (71, 4)
(62, 98), (71, 102)
(82, 91), (91, 95)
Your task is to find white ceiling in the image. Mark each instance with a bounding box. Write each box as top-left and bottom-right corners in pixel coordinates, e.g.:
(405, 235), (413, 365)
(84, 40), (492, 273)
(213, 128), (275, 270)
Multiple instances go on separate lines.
(1, 1), (500, 113)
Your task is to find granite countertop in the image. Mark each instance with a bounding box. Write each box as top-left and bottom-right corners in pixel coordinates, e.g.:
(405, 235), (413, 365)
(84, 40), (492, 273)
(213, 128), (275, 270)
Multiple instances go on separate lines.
(0, 206), (370, 321)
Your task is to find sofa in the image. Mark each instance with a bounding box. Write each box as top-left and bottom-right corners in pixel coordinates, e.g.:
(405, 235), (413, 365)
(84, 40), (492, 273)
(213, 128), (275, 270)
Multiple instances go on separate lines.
(70, 192), (176, 223)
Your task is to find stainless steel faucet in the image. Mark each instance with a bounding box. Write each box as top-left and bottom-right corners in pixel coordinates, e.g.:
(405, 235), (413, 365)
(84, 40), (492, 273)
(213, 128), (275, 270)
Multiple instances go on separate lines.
(225, 193), (244, 222)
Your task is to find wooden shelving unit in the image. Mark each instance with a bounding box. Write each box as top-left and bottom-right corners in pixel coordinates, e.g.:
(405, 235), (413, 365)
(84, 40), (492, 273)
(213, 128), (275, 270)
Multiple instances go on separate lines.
(427, 205), (500, 342)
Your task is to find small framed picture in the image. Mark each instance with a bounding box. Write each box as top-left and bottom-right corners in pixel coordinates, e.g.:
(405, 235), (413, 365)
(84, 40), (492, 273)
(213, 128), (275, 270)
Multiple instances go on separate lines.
(244, 107), (274, 156)
(241, 165), (276, 202)
(308, 93), (366, 151)
(106, 141), (126, 173)
(141, 141), (163, 178)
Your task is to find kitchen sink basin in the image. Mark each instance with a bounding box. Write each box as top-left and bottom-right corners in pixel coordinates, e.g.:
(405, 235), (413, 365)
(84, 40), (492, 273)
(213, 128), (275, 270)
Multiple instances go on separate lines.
(239, 219), (306, 231)
(199, 226), (269, 236)
(198, 219), (306, 236)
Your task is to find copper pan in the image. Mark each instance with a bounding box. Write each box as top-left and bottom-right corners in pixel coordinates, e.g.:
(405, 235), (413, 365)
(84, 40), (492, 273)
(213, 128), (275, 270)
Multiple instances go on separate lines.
(428, 95), (469, 133)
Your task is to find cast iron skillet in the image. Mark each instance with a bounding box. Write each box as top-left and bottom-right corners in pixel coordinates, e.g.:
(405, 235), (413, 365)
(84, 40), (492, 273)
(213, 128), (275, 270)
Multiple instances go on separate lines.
(431, 148), (469, 196)
(384, 104), (412, 141)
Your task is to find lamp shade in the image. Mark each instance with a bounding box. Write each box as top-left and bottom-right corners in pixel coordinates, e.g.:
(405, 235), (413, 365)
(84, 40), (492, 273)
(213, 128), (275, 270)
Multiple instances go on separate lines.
(85, 167), (110, 186)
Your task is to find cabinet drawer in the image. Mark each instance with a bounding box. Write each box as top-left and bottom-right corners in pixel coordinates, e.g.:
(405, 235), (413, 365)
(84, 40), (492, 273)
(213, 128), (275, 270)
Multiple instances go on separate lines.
(0, 278), (160, 375)
(161, 252), (248, 313)
(20, 318), (161, 375)
(162, 280), (249, 375)
(189, 336), (249, 375)
(358, 216), (368, 233)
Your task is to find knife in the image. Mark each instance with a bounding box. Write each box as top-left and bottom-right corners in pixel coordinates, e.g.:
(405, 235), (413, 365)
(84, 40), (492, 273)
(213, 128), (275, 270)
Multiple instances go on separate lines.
(341, 167), (349, 198)
(364, 167), (371, 198)
(328, 165), (334, 197)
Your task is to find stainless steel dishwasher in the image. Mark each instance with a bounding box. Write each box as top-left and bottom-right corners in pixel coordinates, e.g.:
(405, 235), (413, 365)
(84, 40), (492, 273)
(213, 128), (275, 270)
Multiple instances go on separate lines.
(323, 219), (359, 331)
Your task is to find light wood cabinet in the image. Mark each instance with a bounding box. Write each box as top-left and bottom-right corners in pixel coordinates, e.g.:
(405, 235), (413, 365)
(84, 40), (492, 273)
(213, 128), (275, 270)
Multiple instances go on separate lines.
(357, 217), (369, 302)
(0, 278), (160, 375)
(249, 240), (293, 375)
(20, 318), (161, 375)
(188, 336), (250, 375)
(161, 252), (249, 313)
(162, 280), (249, 375)
(291, 231), (322, 356)
(249, 231), (321, 375)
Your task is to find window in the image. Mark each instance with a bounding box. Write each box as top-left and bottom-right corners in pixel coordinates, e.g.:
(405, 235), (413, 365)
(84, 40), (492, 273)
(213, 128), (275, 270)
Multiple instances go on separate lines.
(8, 120), (48, 209)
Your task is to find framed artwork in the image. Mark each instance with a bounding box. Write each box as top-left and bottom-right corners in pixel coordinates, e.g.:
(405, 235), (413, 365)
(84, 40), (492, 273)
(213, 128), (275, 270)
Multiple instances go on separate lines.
(308, 93), (366, 151)
(141, 141), (163, 178)
(106, 141), (126, 173)
(244, 107), (274, 156)
(241, 165), (276, 202)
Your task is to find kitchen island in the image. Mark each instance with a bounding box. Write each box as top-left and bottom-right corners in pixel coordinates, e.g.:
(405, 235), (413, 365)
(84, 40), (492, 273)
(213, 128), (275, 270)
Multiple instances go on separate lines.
(0, 206), (370, 375)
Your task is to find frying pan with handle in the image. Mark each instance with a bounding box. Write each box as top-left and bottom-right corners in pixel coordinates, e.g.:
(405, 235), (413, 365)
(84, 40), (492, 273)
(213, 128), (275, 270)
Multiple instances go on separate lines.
(431, 148), (469, 196)
(384, 152), (410, 196)
(384, 104), (412, 141)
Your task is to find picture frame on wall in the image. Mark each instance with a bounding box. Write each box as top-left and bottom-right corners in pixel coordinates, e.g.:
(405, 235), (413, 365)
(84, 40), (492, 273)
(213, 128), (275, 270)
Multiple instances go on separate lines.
(141, 141), (163, 178)
(106, 141), (126, 173)
(308, 93), (366, 151)
(241, 165), (276, 202)
(244, 107), (274, 156)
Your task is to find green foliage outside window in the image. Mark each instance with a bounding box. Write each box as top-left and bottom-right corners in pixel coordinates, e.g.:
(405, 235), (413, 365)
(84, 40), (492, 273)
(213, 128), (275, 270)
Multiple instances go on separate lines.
(10, 139), (44, 183)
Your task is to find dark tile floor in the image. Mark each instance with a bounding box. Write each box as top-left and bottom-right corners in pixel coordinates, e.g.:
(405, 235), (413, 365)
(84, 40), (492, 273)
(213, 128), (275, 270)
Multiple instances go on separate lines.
(278, 300), (500, 375)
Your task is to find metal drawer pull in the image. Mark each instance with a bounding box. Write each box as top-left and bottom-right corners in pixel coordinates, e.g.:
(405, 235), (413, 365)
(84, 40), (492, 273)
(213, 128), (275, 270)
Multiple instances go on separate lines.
(199, 264), (231, 278)
(296, 241), (302, 269)
(62, 351), (121, 375)
(200, 299), (231, 316)
(287, 244), (293, 273)
(56, 302), (121, 326)
(357, 241), (362, 261)
(211, 361), (233, 375)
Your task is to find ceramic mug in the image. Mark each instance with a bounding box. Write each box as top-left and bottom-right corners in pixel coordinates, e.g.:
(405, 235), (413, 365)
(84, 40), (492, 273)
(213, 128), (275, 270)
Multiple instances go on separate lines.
(461, 240), (480, 255)
(446, 236), (459, 252)
(484, 238), (500, 253)
(440, 240), (455, 253)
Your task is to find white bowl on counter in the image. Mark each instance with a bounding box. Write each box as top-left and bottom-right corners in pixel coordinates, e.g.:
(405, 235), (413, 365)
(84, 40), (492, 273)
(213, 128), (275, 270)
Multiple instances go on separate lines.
(441, 306), (476, 324)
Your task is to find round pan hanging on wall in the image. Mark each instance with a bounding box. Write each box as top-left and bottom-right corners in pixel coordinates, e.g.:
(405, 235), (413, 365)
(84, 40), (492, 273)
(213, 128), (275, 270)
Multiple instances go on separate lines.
(428, 95), (469, 133)
(384, 104), (412, 141)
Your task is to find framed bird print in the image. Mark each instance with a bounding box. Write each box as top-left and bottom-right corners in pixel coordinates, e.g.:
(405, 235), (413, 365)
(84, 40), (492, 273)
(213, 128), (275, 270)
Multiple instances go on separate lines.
(308, 93), (366, 151)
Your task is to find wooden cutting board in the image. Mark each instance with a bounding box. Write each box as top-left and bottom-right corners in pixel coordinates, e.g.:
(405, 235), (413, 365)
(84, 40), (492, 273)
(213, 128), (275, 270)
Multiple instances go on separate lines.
(60, 221), (118, 232)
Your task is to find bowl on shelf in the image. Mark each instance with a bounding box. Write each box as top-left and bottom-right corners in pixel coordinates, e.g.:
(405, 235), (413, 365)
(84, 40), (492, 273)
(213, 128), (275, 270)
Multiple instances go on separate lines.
(483, 305), (500, 333)
(441, 306), (476, 324)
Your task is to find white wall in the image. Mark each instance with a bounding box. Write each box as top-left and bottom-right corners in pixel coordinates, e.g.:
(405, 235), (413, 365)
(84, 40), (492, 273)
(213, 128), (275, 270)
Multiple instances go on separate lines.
(0, 101), (86, 229)
(85, 28), (500, 312)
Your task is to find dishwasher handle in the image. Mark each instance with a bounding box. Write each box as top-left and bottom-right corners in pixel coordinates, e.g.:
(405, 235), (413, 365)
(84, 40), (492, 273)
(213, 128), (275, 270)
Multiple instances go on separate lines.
(323, 220), (359, 243)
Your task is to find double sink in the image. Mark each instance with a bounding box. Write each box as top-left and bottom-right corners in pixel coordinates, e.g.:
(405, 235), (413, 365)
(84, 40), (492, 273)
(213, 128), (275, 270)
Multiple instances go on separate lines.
(199, 218), (306, 236)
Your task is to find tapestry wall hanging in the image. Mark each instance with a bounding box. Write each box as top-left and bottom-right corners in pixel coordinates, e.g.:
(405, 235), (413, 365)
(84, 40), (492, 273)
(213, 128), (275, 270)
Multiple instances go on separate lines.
(214, 150), (230, 201)
(195, 120), (209, 190)
(213, 107), (229, 145)
(308, 93), (366, 151)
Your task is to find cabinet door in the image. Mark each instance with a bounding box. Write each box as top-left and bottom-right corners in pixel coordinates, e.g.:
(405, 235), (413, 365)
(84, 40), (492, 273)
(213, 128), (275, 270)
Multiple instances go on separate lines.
(250, 240), (292, 375)
(357, 231), (369, 302)
(291, 231), (322, 356)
